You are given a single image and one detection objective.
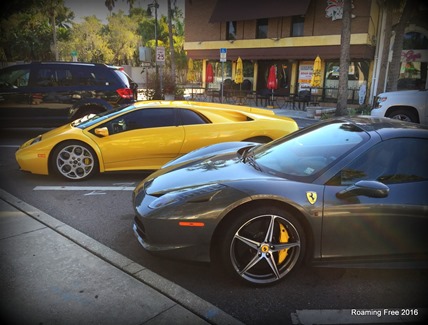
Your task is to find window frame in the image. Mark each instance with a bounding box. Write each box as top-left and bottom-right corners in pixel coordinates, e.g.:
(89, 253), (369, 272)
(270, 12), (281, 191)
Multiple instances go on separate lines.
(226, 21), (237, 40)
(256, 18), (268, 39)
(291, 15), (304, 37)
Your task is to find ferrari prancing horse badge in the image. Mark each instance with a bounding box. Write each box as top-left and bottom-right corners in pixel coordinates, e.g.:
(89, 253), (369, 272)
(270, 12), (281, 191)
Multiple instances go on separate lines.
(306, 191), (317, 205)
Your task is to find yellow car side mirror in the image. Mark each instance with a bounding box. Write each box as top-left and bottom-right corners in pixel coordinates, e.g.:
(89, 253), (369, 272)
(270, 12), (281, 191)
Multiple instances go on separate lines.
(95, 127), (110, 137)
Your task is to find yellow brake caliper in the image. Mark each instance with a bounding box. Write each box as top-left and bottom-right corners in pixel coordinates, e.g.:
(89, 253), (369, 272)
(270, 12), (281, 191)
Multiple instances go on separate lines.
(278, 223), (289, 264)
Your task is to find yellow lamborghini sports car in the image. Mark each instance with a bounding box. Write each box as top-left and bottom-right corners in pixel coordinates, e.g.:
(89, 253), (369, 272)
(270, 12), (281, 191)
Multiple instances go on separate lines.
(16, 100), (298, 180)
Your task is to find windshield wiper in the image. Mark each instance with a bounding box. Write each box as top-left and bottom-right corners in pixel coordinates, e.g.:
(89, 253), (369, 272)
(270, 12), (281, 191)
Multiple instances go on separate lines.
(243, 150), (262, 171)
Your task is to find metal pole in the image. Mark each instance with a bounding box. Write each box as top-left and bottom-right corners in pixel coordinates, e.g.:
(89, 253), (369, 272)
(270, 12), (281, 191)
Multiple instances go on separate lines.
(148, 0), (160, 98)
(155, 1), (160, 94)
(221, 62), (224, 103)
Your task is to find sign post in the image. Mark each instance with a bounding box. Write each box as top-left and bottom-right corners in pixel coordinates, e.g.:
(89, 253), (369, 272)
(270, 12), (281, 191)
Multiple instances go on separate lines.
(156, 47), (165, 94)
(220, 48), (227, 103)
(71, 50), (77, 62)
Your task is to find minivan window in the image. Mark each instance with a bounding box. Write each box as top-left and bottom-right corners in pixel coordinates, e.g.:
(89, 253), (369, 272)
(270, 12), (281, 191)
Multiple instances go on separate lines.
(34, 68), (73, 87)
(0, 67), (30, 88)
(113, 70), (131, 88)
(75, 67), (115, 86)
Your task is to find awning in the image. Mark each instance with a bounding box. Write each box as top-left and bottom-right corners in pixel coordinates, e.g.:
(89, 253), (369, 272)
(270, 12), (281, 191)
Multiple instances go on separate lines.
(209, 0), (311, 23)
(186, 45), (376, 61)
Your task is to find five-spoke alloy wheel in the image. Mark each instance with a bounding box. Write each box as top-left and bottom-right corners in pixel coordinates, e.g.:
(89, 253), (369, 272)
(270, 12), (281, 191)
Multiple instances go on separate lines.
(52, 141), (98, 180)
(217, 206), (305, 285)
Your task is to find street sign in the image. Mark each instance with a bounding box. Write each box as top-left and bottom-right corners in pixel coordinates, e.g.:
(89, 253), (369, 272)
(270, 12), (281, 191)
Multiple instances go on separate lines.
(139, 47), (152, 63)
(156, 46), (165, 65)
(71, 50), (77, 62)
(220, 48), (227, 62)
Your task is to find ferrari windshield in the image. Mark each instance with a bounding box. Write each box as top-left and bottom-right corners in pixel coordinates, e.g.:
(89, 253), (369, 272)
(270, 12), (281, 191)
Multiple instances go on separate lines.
(252, 121), (369, 180)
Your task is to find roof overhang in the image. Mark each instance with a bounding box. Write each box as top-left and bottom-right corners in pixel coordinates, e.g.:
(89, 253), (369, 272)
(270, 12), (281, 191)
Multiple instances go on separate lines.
(186, 45), (376, 61)
(209, 0), (311, 23)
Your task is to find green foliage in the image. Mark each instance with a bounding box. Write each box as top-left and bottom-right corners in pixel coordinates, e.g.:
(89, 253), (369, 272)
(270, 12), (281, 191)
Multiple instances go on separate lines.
(348, 105), (372, 116)
(106, 11), (139, 65)
(0, 0), (75, 61)
(1, 11), (53, 61)
(1, 0), (186, 84)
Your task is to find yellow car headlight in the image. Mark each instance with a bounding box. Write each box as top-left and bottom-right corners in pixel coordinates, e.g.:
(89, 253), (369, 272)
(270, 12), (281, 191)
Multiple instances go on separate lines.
(30, 136), (42, 145)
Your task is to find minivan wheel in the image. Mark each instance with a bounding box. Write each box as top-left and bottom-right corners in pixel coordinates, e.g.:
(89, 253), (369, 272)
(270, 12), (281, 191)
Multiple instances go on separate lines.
(52, 141), (98, 180)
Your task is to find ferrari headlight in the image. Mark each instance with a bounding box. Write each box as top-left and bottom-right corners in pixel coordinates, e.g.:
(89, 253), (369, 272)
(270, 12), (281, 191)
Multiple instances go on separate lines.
(148, 192), (180, 209)
(148, 184), (225, 209)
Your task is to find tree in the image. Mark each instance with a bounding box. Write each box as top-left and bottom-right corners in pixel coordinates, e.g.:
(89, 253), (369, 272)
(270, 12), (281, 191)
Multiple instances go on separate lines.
(45, 0), (66, 60)
(0, 0), (72, 61)
(386, 0), (418, 91)
(167, 0), (176, 81)
(59, 16), (113, 62)
(335, 0), (352, 116)
(1, 10), (51, 61)
(105, 0), (136, 13)
(106, 10), (139, 65)
(375, 0), (397, 95)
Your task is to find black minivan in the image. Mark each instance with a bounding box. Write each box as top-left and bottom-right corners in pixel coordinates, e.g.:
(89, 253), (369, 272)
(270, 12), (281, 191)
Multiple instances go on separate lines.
(0, 62), (138, 128)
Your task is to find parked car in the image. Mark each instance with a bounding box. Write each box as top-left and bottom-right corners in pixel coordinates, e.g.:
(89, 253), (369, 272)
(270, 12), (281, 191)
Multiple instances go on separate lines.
(133, 116), (428, 285)
(371, 89), (427, 125)
(15, 100), (298, 181)
(0, 61), (138, 128)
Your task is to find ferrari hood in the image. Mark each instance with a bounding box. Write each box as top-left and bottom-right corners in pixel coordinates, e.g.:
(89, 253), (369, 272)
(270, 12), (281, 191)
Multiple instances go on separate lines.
(142, 147), (273, 196)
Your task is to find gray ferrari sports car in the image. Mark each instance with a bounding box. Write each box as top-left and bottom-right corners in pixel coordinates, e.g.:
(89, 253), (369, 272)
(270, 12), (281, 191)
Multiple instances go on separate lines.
(133, 116), (428, 285)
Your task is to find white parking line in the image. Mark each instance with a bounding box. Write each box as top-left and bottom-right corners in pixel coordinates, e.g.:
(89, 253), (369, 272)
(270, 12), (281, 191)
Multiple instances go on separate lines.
(0, 145), (20, 148)
(34, 186), (135, 191)
(291, 308), (426, 324)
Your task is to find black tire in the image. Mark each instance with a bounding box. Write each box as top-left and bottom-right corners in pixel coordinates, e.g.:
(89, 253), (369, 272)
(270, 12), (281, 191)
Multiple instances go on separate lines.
(51, 141), (99, 181)
(215, 206), (305, 285)
(387, 109), (418, 123)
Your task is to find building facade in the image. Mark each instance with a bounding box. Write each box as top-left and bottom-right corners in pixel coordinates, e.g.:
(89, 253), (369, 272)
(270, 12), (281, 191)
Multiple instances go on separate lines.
(183, 0), (428, 105)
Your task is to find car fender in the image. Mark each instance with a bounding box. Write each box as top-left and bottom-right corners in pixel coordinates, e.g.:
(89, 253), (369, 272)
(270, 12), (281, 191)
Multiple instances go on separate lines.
(69, 98), (114, 120)
(223, 178), (323, 256)
(48, 134), (106, 173)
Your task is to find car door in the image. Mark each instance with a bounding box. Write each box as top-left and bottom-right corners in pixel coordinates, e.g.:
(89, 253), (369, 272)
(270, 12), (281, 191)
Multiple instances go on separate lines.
(94, 108), (185, 170)
(321, 137), (428, 260)
(177, 108), (222, 154)
(0, 65), (32, 127)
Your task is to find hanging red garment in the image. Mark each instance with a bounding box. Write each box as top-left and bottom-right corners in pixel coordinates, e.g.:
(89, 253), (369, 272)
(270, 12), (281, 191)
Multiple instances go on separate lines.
(206, 63), (214, 83)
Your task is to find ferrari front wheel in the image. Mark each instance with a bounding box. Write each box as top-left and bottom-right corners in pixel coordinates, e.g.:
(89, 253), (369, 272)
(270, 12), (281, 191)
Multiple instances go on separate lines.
(52, 141), (98, 181)
(217, 206), (305, 285)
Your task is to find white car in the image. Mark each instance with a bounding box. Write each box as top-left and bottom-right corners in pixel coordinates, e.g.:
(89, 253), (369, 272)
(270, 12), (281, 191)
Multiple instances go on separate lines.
(371, 89), (428, 125)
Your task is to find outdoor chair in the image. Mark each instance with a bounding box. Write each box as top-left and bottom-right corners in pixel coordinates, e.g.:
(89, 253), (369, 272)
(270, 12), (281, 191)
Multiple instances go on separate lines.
(293, 90), (311, 109)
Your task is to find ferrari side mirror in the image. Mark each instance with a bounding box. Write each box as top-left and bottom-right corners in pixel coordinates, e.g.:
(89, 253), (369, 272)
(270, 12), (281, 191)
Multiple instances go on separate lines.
(336, 180), (389, 199)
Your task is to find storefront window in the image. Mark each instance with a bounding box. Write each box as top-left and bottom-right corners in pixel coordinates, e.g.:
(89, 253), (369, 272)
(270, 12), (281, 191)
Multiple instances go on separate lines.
(256, 19), (268, 39)
(257, 61), (291, 95)
(241, 60), (254, 90)
(323, 61), (370, 103)
(226, 21), (237, 40)
(208, 61), (232, 90)
(292, 16), (304, 37)
(399, 31), (428, 90)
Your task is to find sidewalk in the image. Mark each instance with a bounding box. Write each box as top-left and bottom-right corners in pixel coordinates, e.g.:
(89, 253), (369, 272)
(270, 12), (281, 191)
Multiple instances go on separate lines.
(0, 189), (243, 325)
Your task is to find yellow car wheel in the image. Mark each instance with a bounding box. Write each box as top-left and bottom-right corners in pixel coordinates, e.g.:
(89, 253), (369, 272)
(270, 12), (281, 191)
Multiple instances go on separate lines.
(51, 141), (98, 181)
(217, 206), (305, 285)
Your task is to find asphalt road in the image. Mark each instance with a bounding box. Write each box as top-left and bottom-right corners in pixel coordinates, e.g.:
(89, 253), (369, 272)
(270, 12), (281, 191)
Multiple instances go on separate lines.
(1, 121), (427, 325)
